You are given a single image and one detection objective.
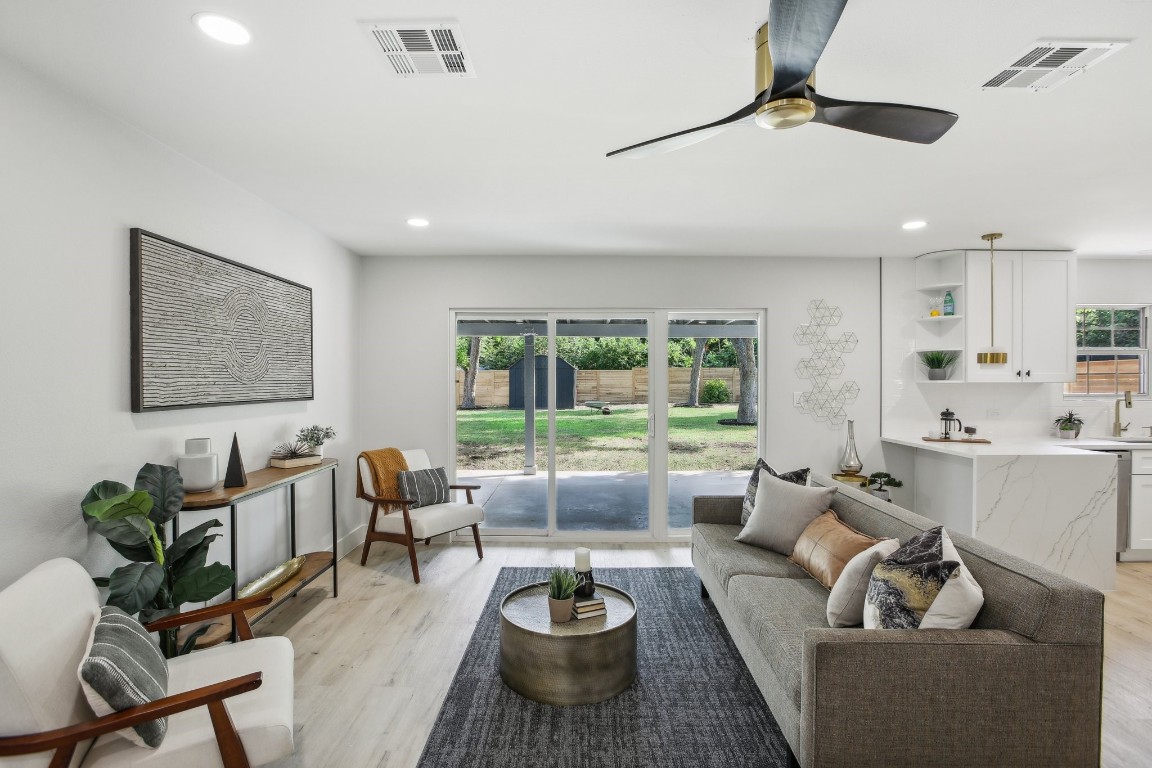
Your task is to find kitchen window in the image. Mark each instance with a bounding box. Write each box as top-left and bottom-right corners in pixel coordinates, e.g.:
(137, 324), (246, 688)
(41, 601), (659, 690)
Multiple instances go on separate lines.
(1064, 306), (1148, 396)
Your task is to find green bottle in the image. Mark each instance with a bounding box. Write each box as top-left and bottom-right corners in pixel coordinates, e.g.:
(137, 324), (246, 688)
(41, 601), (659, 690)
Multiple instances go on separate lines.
(942, 291), (955, 316)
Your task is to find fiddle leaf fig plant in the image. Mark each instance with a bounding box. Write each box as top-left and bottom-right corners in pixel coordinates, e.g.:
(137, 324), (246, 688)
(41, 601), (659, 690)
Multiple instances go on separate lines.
(82, 463), (235, 657)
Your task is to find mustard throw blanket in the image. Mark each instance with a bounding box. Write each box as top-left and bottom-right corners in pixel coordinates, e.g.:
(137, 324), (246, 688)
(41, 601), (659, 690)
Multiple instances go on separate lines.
(357, 448), (408, 507)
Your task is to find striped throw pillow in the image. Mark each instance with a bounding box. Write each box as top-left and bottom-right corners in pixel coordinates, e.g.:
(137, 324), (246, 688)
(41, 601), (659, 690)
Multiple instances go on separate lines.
(78, 606), (169, 748)
(397, 466), (452, 508)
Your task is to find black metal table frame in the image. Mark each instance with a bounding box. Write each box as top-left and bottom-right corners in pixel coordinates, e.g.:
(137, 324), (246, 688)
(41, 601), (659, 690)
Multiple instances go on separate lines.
(174, 461), (339, 639)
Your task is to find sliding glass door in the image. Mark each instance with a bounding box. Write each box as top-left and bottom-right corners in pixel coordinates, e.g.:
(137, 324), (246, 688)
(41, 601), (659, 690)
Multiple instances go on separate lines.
(554, 316), (650, 532)
(455, 316), (549, 534)
(666, 315), (760, 533)
(453, 310), (761, 539)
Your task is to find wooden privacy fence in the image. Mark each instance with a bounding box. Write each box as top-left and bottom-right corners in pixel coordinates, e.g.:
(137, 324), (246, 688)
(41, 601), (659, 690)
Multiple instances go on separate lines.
(456, 367), (741, 408)
(1068, 357), (1143, 394)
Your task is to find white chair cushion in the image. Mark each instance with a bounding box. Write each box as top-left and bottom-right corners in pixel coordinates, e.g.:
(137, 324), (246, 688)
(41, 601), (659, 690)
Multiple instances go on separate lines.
(357, 449), (431, 498)
(0, 558), (100, 768)
(81, 637), (294, 768)
(401, 449), (431, 471)
(373, 502), (484, 539)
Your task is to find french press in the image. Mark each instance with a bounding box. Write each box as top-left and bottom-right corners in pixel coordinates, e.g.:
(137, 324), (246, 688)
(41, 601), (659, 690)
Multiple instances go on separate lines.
(940, 408), (963, 440)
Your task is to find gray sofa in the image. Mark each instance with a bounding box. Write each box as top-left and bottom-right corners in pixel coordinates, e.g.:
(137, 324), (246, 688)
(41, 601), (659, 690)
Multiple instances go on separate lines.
(692, 473), (1104, 768)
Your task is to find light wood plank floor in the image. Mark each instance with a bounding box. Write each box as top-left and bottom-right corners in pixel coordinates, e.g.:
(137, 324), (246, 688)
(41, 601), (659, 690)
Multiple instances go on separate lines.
(258, 544), (1152, 768)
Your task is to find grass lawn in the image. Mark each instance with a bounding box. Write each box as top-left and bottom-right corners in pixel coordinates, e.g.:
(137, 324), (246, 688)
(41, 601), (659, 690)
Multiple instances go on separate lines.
(456, 404), (757, 472)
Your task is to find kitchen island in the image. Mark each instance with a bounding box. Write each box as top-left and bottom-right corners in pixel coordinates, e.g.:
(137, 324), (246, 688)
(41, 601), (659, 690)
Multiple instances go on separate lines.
(881, 434), (1118, 590)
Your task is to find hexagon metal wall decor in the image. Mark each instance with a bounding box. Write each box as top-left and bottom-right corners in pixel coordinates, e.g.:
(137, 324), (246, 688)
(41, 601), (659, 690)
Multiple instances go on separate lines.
(793, 299), (859, 428)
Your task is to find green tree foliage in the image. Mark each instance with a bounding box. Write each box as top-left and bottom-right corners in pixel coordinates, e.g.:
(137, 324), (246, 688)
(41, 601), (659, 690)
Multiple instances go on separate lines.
(461, 335), (703, 371)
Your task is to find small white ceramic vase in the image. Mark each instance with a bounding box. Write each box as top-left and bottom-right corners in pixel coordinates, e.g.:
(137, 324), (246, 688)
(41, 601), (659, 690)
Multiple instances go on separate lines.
(178, 438), (219, 492)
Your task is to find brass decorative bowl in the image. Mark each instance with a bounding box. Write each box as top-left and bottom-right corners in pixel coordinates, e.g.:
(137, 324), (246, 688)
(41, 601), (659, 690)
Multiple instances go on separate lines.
(238, 555), (306, 599)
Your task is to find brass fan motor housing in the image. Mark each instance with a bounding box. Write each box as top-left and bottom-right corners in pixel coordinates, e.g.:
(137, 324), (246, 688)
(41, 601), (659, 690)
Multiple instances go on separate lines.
(755, 99), (817, 130)
(754, 21), (817, 130)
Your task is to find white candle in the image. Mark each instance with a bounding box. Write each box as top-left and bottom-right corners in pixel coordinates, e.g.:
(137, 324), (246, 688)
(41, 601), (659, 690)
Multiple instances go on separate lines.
(574, 547), (591, 572)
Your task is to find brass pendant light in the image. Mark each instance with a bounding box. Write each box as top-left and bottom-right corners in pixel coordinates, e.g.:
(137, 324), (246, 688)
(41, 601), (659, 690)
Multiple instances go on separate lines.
(976, 232), (1008, 365)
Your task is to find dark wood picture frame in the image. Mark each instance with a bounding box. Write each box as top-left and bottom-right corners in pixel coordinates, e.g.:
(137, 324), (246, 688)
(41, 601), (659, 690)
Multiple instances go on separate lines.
(130, 229), (314, 412)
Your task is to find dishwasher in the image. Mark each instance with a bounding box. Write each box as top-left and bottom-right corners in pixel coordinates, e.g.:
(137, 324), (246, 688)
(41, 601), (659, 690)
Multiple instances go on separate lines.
(1088, 449), (1132, 554)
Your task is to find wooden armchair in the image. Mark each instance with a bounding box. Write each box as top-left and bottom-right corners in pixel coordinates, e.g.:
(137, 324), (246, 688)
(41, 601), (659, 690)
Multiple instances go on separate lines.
(357, 448), (484, 583)
(0, 558), (294, 768)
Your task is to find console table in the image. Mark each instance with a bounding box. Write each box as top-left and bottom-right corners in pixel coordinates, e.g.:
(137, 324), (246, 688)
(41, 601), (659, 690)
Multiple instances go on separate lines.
(178, 458), (339, 643)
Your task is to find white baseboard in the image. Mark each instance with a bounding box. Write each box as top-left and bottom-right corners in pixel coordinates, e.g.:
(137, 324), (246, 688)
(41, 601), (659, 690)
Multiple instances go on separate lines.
(337, 524), (366, 560)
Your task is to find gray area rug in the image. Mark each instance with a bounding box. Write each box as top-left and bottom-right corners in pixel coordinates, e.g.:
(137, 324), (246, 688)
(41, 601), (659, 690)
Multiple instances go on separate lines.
(417, 567), (792, 767)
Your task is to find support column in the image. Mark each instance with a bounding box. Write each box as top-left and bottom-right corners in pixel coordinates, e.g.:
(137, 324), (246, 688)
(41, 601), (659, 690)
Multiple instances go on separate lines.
(523, 333), (537, 475)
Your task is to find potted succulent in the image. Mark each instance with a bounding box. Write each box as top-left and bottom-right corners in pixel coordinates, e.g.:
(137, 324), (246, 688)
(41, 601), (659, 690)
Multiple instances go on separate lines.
(546, 566), (579, 623)
(296, 425), (336, 457)
(1054, 410), (1084, 439)
(860, 471), (903, 502)
(918, 350), (959, 381)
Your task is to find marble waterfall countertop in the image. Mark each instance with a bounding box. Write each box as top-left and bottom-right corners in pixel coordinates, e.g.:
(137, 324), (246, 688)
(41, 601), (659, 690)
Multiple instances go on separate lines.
(881, 431), (1119, 590)
(881, 433), (1135, 456)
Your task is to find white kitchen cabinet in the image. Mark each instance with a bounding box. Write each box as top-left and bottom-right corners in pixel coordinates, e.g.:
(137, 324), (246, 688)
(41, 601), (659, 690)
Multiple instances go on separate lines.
(1130, 449), (1152, 550)
(964, 250), (1076, 383)
(1130, 474), (1152, 550)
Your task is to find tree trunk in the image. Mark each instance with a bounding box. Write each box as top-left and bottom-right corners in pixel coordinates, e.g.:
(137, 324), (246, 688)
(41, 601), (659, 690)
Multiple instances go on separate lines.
(686, 337), (707, 406)
(461, 336), (481, 409)
(734, 338), (757, 425)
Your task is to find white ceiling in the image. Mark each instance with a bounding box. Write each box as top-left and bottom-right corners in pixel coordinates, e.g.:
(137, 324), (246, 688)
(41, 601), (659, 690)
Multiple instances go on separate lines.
(2, 0), (1151, 259)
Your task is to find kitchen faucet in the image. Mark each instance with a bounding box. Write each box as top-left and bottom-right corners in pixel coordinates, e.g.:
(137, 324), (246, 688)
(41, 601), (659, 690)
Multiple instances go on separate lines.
(1114, 390), (1133, 437)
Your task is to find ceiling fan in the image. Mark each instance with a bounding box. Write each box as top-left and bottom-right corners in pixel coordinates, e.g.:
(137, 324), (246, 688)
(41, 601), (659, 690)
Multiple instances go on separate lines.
(606, 0), (958, 158)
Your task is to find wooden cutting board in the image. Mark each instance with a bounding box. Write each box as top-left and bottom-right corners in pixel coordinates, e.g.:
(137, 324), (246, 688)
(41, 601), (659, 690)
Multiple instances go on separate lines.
(922, 437), (992, 444)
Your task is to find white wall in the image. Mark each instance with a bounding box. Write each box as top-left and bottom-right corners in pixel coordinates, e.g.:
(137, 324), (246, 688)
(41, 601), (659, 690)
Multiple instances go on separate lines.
(881, 256), (1152, 442)
(358, 254), (883, 525)
(0, 56), (361, 590)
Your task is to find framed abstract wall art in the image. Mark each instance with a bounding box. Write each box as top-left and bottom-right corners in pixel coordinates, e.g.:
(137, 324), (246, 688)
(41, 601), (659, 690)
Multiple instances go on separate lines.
(130, 229), (313, 412)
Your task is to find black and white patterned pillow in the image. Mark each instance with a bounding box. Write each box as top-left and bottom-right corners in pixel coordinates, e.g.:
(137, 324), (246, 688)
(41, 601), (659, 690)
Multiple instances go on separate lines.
(741, 459), (810, 524)
(863, 527), (960, 629)
(78, 606), (169, 748)
(397, 466), (452, 508)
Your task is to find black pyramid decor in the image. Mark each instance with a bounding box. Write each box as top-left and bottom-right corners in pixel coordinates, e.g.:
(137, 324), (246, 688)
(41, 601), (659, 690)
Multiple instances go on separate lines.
(224, 432), (248, 488)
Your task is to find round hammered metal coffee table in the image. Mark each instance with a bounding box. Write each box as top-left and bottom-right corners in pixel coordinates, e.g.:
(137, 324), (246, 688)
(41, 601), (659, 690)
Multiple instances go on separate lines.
(499, 582), (637, 706)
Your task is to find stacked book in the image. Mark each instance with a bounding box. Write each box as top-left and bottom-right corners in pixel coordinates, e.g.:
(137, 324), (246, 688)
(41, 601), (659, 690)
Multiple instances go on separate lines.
(571, 592), (606, 620)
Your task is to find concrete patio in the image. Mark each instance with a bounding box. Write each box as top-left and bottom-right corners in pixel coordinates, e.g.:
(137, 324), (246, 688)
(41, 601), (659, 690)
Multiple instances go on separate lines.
(458, 469), (748, 531)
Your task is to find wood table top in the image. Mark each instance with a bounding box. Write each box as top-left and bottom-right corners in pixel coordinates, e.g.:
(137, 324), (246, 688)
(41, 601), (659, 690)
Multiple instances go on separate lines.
(181, 458), (339, 510)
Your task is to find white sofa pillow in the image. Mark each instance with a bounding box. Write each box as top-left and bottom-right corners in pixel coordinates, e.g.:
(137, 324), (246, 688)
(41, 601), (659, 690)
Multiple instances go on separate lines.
(826, 538), (900, 627)
(735, 471), (836, 555)
(919, 528), (985, 629)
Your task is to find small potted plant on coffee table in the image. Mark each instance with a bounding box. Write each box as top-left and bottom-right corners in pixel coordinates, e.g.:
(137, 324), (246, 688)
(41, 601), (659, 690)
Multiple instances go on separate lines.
(1053, 410), (1084, 439)
(860, 471), (903, 502)
(918, 350), (959, 381)
(547, 566), (579, 623)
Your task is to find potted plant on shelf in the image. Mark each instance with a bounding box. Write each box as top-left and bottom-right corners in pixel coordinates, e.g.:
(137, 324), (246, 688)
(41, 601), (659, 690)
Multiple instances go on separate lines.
(918, 350), (959, 381)
(860, 471), (903, 502)
(1054, 410), (1084, 439)
(296, 425), (336, 457)
(546, 566), (579, 623)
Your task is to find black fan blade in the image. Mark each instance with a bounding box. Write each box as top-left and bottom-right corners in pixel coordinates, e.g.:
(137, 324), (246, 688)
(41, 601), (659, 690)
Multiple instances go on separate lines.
(606, 100), (760, 158)
(768, 0), (849, 98)
(810, 91), (958, 144)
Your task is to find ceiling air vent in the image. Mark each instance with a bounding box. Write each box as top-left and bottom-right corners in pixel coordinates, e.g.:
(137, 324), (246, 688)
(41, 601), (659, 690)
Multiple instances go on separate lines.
(981, 40), (1127, 92)
(360, 20), (475, 78)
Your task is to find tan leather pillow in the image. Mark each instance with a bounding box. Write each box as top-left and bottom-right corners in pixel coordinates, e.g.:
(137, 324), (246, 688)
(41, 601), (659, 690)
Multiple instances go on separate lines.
(788, 510), (882, 589)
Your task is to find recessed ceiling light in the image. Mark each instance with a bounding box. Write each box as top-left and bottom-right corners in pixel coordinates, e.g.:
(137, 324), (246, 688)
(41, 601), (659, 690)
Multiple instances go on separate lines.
(407, 218), (430, 228)
(902, 220), (928, 231)
(193, 13), (251, 45)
